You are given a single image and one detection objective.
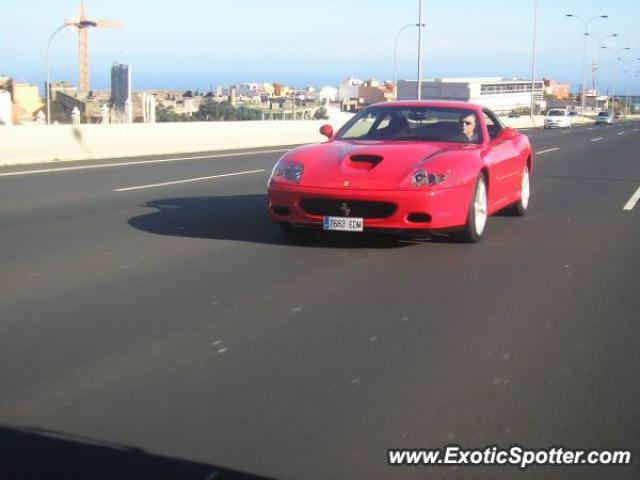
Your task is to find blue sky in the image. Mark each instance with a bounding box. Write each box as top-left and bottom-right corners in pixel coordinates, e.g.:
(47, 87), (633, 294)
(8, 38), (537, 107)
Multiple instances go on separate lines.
(1, 0), (639, 93)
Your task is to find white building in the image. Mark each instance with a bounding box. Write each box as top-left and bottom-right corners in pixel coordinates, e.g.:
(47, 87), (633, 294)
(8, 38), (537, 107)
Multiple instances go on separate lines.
(235, 83), (260, 98)
(141, 93), (157, 123)
(337, 78), (363, 102)
(397, 77), (544, 113)
(318, 86), (338, 104)
(0, 90), (12, 125)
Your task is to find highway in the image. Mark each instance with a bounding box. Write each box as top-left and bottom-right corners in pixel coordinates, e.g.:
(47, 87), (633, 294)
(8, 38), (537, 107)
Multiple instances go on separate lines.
(1, 122), (639, 480)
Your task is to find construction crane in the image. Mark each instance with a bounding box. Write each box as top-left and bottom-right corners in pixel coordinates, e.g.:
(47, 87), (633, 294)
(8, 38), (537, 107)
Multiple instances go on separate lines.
(65, 0), (122, 94)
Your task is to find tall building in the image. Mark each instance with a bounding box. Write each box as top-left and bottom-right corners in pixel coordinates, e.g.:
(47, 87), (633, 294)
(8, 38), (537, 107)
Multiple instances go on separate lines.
(111, 63), (131, 111)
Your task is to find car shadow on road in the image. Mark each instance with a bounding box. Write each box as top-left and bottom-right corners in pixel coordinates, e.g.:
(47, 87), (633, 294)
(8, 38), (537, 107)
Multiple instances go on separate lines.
(128, 194), (450, 249)
(1, 425), (274, 480)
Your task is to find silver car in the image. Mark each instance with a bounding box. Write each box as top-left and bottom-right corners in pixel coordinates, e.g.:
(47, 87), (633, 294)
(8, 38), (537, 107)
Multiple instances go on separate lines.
(595, 112), (613, 125)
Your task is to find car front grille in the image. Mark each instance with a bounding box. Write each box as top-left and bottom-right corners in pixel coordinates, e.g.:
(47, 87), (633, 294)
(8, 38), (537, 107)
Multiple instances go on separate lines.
(300, 199), (397, 219)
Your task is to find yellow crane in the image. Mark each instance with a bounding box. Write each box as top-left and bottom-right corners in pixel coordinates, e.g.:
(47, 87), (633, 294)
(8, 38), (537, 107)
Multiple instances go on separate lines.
(66, 0), (123, 93)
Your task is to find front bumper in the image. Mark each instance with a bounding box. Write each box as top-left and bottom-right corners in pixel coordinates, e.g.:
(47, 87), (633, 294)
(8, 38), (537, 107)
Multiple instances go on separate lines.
(268, 183), (474, 231)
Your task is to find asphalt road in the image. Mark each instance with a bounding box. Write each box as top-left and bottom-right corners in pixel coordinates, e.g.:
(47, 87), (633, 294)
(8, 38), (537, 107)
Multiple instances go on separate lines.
(1, 122), (639, 480)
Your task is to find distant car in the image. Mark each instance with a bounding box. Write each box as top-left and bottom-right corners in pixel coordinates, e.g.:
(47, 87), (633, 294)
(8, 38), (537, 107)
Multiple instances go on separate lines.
(614, 112), (624, 119)
(568, 111), (578, 117)
(595, 111), (613, 125)
(268, 101), (533, 243)
(544, 109), (571, 129)
(508, 111), (521, 118)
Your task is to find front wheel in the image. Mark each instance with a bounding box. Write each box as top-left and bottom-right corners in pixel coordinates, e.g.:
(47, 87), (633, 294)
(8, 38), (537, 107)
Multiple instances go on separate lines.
(455, 175), (488, 243)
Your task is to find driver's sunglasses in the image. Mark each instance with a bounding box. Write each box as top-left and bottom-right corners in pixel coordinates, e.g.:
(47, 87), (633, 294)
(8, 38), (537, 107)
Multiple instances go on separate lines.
(460, 120), (474, 126)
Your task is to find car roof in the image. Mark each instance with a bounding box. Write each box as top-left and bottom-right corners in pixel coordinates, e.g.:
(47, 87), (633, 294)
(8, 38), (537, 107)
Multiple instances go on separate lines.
(368, 100), (485, 112)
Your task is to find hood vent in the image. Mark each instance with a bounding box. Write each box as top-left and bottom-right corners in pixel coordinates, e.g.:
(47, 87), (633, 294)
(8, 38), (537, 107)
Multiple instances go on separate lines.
(349, 155), (383, 168)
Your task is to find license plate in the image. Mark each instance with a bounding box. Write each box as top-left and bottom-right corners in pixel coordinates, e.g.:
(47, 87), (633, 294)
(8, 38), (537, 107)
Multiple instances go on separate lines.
(323, 216), (364, 232)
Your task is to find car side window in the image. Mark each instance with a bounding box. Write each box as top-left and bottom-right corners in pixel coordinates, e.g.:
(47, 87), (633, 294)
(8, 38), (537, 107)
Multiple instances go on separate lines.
(376, 115), (391, 130)
(339, 112), (378, 139)
(482, 109), (503, 140)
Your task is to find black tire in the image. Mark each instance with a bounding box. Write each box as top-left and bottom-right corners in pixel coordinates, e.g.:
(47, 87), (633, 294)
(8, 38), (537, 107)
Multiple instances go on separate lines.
(511, 165), (530, 216)
(454, 175), (487, 243)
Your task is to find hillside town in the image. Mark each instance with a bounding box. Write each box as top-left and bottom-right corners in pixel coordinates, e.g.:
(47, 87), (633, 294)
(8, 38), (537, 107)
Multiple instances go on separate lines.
(2, 68), (606, 126)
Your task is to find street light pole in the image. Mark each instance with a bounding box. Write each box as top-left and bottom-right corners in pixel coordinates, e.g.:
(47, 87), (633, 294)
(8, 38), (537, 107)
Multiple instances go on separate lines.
(580, 30), (588, 113)
(530, 0), (538, 120)
(46, 20), (97, 125)
(626, 75), (632, 114)
(566, 14), (608, 116)
(417, 0), (424, 100)
(621, 70), (628, 114)
(612, 47), (631, 113)
(46, 24), (69, 125)
(394, 23), (424, 100)
(635, 69), (640, 114)
(595, 33), (618, 97)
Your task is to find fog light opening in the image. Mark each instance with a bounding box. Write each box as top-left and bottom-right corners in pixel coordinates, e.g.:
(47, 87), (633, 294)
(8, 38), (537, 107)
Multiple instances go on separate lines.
(272, 206), (291, 216)
(407, 212), (431, 223)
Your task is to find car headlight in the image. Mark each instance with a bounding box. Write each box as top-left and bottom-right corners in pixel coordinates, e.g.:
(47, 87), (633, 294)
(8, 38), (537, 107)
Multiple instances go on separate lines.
(411, 168), (448, 187)
(270, 159), (304, 184)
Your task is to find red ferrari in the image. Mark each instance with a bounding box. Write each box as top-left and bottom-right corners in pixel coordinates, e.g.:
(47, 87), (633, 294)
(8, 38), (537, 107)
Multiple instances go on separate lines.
(268, 101), (532, 242)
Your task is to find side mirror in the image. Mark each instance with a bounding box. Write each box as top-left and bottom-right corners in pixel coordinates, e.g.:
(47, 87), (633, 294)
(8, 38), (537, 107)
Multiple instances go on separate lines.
(319, 124), (334, 139)
(500, 127), (518, 141)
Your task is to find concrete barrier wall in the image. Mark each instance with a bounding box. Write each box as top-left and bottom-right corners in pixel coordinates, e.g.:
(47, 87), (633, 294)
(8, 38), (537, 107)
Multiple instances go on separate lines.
(501, 115), (591, 129)
(501, 114), (640, 129)
(3, 111), (639, 167)
(0, 112), (355, 166)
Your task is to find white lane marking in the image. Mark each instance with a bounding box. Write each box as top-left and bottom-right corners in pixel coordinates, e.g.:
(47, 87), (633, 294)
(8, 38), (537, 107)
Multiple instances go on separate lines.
(590, 137), (603, 142)
(535, 148), (559, 155)
(587, 127), (595, 130)
(0, 149), (289, 178)
(618, 131), (626, 135)
(623, 186), (640, 211)
(633, 128), (639, 132)
(114, 169), (265, 192)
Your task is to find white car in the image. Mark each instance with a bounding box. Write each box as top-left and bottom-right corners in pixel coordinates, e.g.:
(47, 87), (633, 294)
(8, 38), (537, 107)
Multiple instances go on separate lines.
(544, 109), (571, 129)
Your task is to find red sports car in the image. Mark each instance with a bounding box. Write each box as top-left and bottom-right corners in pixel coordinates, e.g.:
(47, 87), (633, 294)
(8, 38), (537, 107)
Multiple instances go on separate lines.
(268, 100), (532, 242)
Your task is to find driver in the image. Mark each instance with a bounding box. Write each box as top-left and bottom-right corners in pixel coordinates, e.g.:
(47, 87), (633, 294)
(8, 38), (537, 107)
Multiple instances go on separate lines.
(460, 112), (479, 143)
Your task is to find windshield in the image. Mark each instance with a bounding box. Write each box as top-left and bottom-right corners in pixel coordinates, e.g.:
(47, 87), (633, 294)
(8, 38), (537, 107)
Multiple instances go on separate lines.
(336, 106), (482, 144)
(547, 110), (565, 116)
(598, 112), (609, 117)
